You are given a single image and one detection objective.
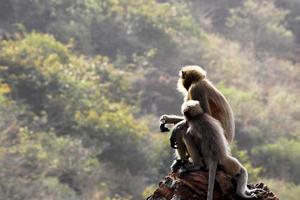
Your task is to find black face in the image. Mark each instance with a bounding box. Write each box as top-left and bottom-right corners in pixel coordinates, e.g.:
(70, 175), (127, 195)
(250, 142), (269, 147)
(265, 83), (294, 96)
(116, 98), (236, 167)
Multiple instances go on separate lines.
(183, 110), (191, 119)
(179, 70), (186, 79)
(181, 71), (193, 90)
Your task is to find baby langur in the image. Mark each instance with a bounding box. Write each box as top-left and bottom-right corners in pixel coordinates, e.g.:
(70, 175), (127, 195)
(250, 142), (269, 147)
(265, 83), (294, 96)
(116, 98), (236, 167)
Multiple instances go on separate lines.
(182, 100), (260, 200)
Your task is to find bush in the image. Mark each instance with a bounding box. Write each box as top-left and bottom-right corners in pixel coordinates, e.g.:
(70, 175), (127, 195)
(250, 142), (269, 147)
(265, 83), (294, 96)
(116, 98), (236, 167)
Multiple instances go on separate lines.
(252, 138), (300, 184)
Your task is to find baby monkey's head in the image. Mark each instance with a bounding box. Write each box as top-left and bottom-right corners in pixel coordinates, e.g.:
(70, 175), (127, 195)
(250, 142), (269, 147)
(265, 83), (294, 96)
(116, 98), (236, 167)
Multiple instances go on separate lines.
(182, 100), (203, 119)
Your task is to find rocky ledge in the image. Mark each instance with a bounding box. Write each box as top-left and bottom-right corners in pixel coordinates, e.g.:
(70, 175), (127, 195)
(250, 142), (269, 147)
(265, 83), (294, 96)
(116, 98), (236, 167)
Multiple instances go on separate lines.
(147, 170), (279, 200)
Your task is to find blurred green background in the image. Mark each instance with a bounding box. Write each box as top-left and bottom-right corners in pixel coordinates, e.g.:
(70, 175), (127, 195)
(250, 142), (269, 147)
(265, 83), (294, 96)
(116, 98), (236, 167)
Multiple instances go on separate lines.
(0, 0), (299, 199)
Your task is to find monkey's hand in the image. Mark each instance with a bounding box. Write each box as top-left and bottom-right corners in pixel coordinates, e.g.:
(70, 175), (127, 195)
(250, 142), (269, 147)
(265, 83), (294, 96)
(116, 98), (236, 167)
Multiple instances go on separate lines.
(159, 115), (169, 124)
(160, 123), (170, 132)
(159, 115), (170, 132)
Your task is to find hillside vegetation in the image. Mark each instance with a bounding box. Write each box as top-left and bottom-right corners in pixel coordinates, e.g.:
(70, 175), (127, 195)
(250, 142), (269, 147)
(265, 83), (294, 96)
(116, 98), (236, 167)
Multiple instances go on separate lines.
(0, 0), (299, 199)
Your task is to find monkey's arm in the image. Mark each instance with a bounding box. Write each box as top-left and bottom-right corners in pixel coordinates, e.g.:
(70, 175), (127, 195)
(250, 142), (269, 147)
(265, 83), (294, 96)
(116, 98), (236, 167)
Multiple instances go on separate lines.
(160, 114), (184, 124)
(159, 114), (184, 132)
(189, 83), (212, 115)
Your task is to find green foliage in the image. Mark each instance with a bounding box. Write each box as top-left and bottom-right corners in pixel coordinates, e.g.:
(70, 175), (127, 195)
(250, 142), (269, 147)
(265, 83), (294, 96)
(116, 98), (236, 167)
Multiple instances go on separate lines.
(252, 138), (300, 184)
(0, 104), (102, 199)
(8, 0), (102, 53)
(0, 33), (157, 198)
(0, 32), (101, 130)
(6, 0), (201, 64)
(1, 0), (300, 199)
(263, 179), (300, 200)
(102, 0), (199, 34)
(226, 0), (294, 54)
(0, 131), (100, 199)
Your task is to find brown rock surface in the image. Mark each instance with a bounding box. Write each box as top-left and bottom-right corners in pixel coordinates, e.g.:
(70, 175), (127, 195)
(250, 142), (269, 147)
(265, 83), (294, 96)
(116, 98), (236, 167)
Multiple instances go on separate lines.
(147, 170), (279, 200)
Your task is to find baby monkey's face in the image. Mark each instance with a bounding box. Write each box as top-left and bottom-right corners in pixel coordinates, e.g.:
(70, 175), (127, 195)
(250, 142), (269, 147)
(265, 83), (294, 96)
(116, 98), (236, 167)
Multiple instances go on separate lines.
(182, 100), (203, 118)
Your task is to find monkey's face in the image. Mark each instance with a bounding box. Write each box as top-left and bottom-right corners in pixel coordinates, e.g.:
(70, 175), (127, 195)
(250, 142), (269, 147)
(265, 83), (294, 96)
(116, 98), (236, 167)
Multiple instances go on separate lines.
(178, 69), (193, 90)
(182, 100), (203, 118)
(178, 65), (206, 90)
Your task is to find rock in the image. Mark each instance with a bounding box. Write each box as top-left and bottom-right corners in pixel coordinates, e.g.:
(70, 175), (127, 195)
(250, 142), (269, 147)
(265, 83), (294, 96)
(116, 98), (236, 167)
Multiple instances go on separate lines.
(147, 170), (279, 200)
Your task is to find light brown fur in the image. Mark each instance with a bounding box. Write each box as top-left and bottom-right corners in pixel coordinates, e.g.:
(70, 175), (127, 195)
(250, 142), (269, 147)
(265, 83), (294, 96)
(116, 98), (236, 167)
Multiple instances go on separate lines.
(159, 66), (259, 199)
(178, 65), (235, 143)
(160, 65), (235, 165)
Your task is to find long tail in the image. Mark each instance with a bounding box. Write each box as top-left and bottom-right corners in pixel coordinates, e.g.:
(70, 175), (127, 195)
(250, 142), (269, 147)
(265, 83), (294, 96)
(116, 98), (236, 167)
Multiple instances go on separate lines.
(207, 160), (218, 200)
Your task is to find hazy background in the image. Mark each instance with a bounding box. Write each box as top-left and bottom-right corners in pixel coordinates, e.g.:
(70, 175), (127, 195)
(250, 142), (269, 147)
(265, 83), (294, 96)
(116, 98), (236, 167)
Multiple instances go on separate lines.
(0, 0), (299, 199)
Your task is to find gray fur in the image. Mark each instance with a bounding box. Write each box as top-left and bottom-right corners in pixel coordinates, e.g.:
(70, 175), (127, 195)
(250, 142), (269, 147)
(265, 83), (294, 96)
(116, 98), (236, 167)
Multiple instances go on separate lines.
(183, 100), (258, 200)
(186, 113), (230, 162)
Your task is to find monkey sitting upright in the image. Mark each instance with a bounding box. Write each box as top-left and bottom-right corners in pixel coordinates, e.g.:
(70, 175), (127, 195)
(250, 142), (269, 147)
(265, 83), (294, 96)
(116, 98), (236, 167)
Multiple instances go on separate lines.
(181, 100), (260, 200)
(160, 65), (235, 171)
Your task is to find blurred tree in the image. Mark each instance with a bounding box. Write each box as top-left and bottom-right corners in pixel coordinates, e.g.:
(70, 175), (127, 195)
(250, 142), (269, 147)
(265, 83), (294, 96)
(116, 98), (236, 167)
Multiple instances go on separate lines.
(0, 91), (103, 200)
(0, 33), (166, 199)
(275, 0), (300, 44)
(226, 0), (294, 55)
(263, 179), (300, 200)
(0, 0), (300, 198)
(252, 138), (300, 184)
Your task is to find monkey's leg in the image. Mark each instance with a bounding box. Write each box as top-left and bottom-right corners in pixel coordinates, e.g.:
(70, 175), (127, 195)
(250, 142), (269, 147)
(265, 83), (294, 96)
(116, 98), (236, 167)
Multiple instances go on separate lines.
(222, 156), (258, 199)
(182, 134), (205, 169)
(170, 121), (189, 172)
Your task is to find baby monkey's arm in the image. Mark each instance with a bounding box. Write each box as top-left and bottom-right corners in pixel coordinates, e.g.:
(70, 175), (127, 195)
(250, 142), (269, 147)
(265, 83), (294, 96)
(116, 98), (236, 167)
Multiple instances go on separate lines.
(159, 114), (184, 132)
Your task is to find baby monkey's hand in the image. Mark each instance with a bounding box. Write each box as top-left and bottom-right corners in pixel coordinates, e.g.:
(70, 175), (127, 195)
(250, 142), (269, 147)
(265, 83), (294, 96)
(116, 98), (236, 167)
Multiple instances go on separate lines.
(159, 115), (170, 132)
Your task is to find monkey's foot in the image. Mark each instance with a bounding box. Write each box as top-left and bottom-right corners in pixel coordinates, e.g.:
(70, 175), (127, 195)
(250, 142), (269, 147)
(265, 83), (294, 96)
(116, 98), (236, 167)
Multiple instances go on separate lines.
(237, 188), (265, 199)
(237, 193), (258, 199)
(178, 165), (189, 175)
(170, 159), (186, 172)
(235, 188), (264, 199)
(246, 188), (264, 194)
